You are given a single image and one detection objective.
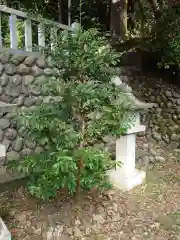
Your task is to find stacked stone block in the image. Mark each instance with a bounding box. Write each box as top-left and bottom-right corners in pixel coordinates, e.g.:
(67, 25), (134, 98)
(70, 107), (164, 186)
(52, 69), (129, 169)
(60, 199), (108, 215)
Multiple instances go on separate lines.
(1, 50), (180, 166)
(0, 52), (57, 165)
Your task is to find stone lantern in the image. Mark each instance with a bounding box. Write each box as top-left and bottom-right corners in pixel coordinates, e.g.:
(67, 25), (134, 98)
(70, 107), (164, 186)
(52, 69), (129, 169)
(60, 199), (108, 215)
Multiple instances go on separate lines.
(108, 76), (155, 191)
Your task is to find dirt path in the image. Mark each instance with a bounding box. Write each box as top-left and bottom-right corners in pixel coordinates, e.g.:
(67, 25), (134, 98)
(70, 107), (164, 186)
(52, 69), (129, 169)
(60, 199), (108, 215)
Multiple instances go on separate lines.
(2, 159), (180, 240)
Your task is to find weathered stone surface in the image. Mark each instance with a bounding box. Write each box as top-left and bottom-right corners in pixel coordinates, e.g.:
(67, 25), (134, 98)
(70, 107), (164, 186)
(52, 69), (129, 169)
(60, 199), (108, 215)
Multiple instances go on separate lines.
(165, 90), (172, 97)
(54, 68), (60, 75)
(18, 127), (26, 137)
(6, 151), (20, 162)
(0, 73), (9, 87)
(0, 63), (4, 75)
(12, 75), (22, 85)
(0, 53), (63, 165)
(0, 131), (4, 141)
(34, 97), (43, 105)
(5, 112), (16, 120)
(6, 85), (20, 97)
(0, 52), (11, 63)
(30, 86), (41, 96)
(20, 148), (32, 156)
(46, 56), (54, 67)
(171, 133), (179, 141)
(0, 119), (10, 130)
(20, 84), (29, 96)
(177, 99), (180, 105)
(0, 156), (5, 165)
(0, 113), (4, 119)
(32, 65), (44, 76)
(13, 137), (23, 152)
(175, 106), (180, 114)
(14, 95), (25, 106)
(5, 64), (17, 75)
(0, 86), (3, 95)
(24, 140), (36, 149)
(24, 97), (34, 107)
(24, 56), (37, 66)
(5, 128), (17, 140)
(23, 75), (34, 85)
(166, 101), (172, 108)
(44, 68), (55, 76)
(2, 138), (11, 150)
(36, 57), (46, 68)
(11, 55), (26, 65)
(0, 94), (13, 103)
(172, 91), (180, 98)
(7, 151), (20, 161)
(18, 64), (30, 75)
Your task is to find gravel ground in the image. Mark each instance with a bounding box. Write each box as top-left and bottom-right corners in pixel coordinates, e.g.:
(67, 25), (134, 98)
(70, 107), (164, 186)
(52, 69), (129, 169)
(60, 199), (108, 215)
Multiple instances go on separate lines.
(1, 155), (180, 240)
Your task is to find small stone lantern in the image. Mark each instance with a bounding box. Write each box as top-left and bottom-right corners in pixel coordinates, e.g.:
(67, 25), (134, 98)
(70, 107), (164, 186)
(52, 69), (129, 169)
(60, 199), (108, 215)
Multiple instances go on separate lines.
(108, 76), (155, 191)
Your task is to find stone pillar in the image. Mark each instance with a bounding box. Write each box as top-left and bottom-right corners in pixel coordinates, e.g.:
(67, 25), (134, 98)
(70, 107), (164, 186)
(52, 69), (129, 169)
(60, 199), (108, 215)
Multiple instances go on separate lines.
(108, 75), (155, 191)
(108, 112), (146, 191)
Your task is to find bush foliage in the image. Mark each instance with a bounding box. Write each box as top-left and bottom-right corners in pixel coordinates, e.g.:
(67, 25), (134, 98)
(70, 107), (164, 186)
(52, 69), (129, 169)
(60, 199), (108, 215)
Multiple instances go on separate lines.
(9, 28), (133, 200)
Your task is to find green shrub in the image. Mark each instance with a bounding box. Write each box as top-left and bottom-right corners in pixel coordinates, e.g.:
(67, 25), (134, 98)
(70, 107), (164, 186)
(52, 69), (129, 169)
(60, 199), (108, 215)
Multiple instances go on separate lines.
(9, 28), (133, 200)
(145, 4), (180, 70)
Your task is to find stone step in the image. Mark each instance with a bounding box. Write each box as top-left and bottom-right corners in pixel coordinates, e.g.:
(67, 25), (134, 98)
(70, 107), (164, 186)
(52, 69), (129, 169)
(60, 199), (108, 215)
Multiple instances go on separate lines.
(0, 166), (26, 193)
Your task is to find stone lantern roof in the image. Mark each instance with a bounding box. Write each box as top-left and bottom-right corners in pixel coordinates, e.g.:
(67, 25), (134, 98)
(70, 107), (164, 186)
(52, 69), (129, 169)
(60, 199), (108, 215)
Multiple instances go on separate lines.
(111, 76), (156, 111)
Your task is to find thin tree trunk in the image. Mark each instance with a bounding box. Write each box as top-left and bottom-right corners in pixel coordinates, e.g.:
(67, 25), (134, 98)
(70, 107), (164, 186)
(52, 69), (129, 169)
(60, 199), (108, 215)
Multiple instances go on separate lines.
(75, 118), (85, 201)
(168, 0), (172, 9)
(139, 0), (145, 40)
(110, 0), (127, 42)
(128, 0), (135, 30)
(120, 0), (128, 39)
(147, 0), (162, 20)
(57, 0), (62, 23)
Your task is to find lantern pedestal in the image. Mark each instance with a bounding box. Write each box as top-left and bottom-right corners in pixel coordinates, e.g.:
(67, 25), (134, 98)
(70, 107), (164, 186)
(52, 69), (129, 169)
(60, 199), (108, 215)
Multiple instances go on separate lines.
(108, 114), (146, 191)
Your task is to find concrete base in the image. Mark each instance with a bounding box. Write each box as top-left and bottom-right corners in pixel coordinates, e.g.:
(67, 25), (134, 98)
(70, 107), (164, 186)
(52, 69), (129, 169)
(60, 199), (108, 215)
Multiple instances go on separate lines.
(0, 217), (11, 240)
(107, 168), (146, 191)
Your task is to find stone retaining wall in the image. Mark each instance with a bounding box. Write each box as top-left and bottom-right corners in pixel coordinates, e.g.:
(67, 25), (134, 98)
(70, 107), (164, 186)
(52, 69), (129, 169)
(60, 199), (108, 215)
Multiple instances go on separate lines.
(0, 50), (59, 165)
(1, 49), (180, 167)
